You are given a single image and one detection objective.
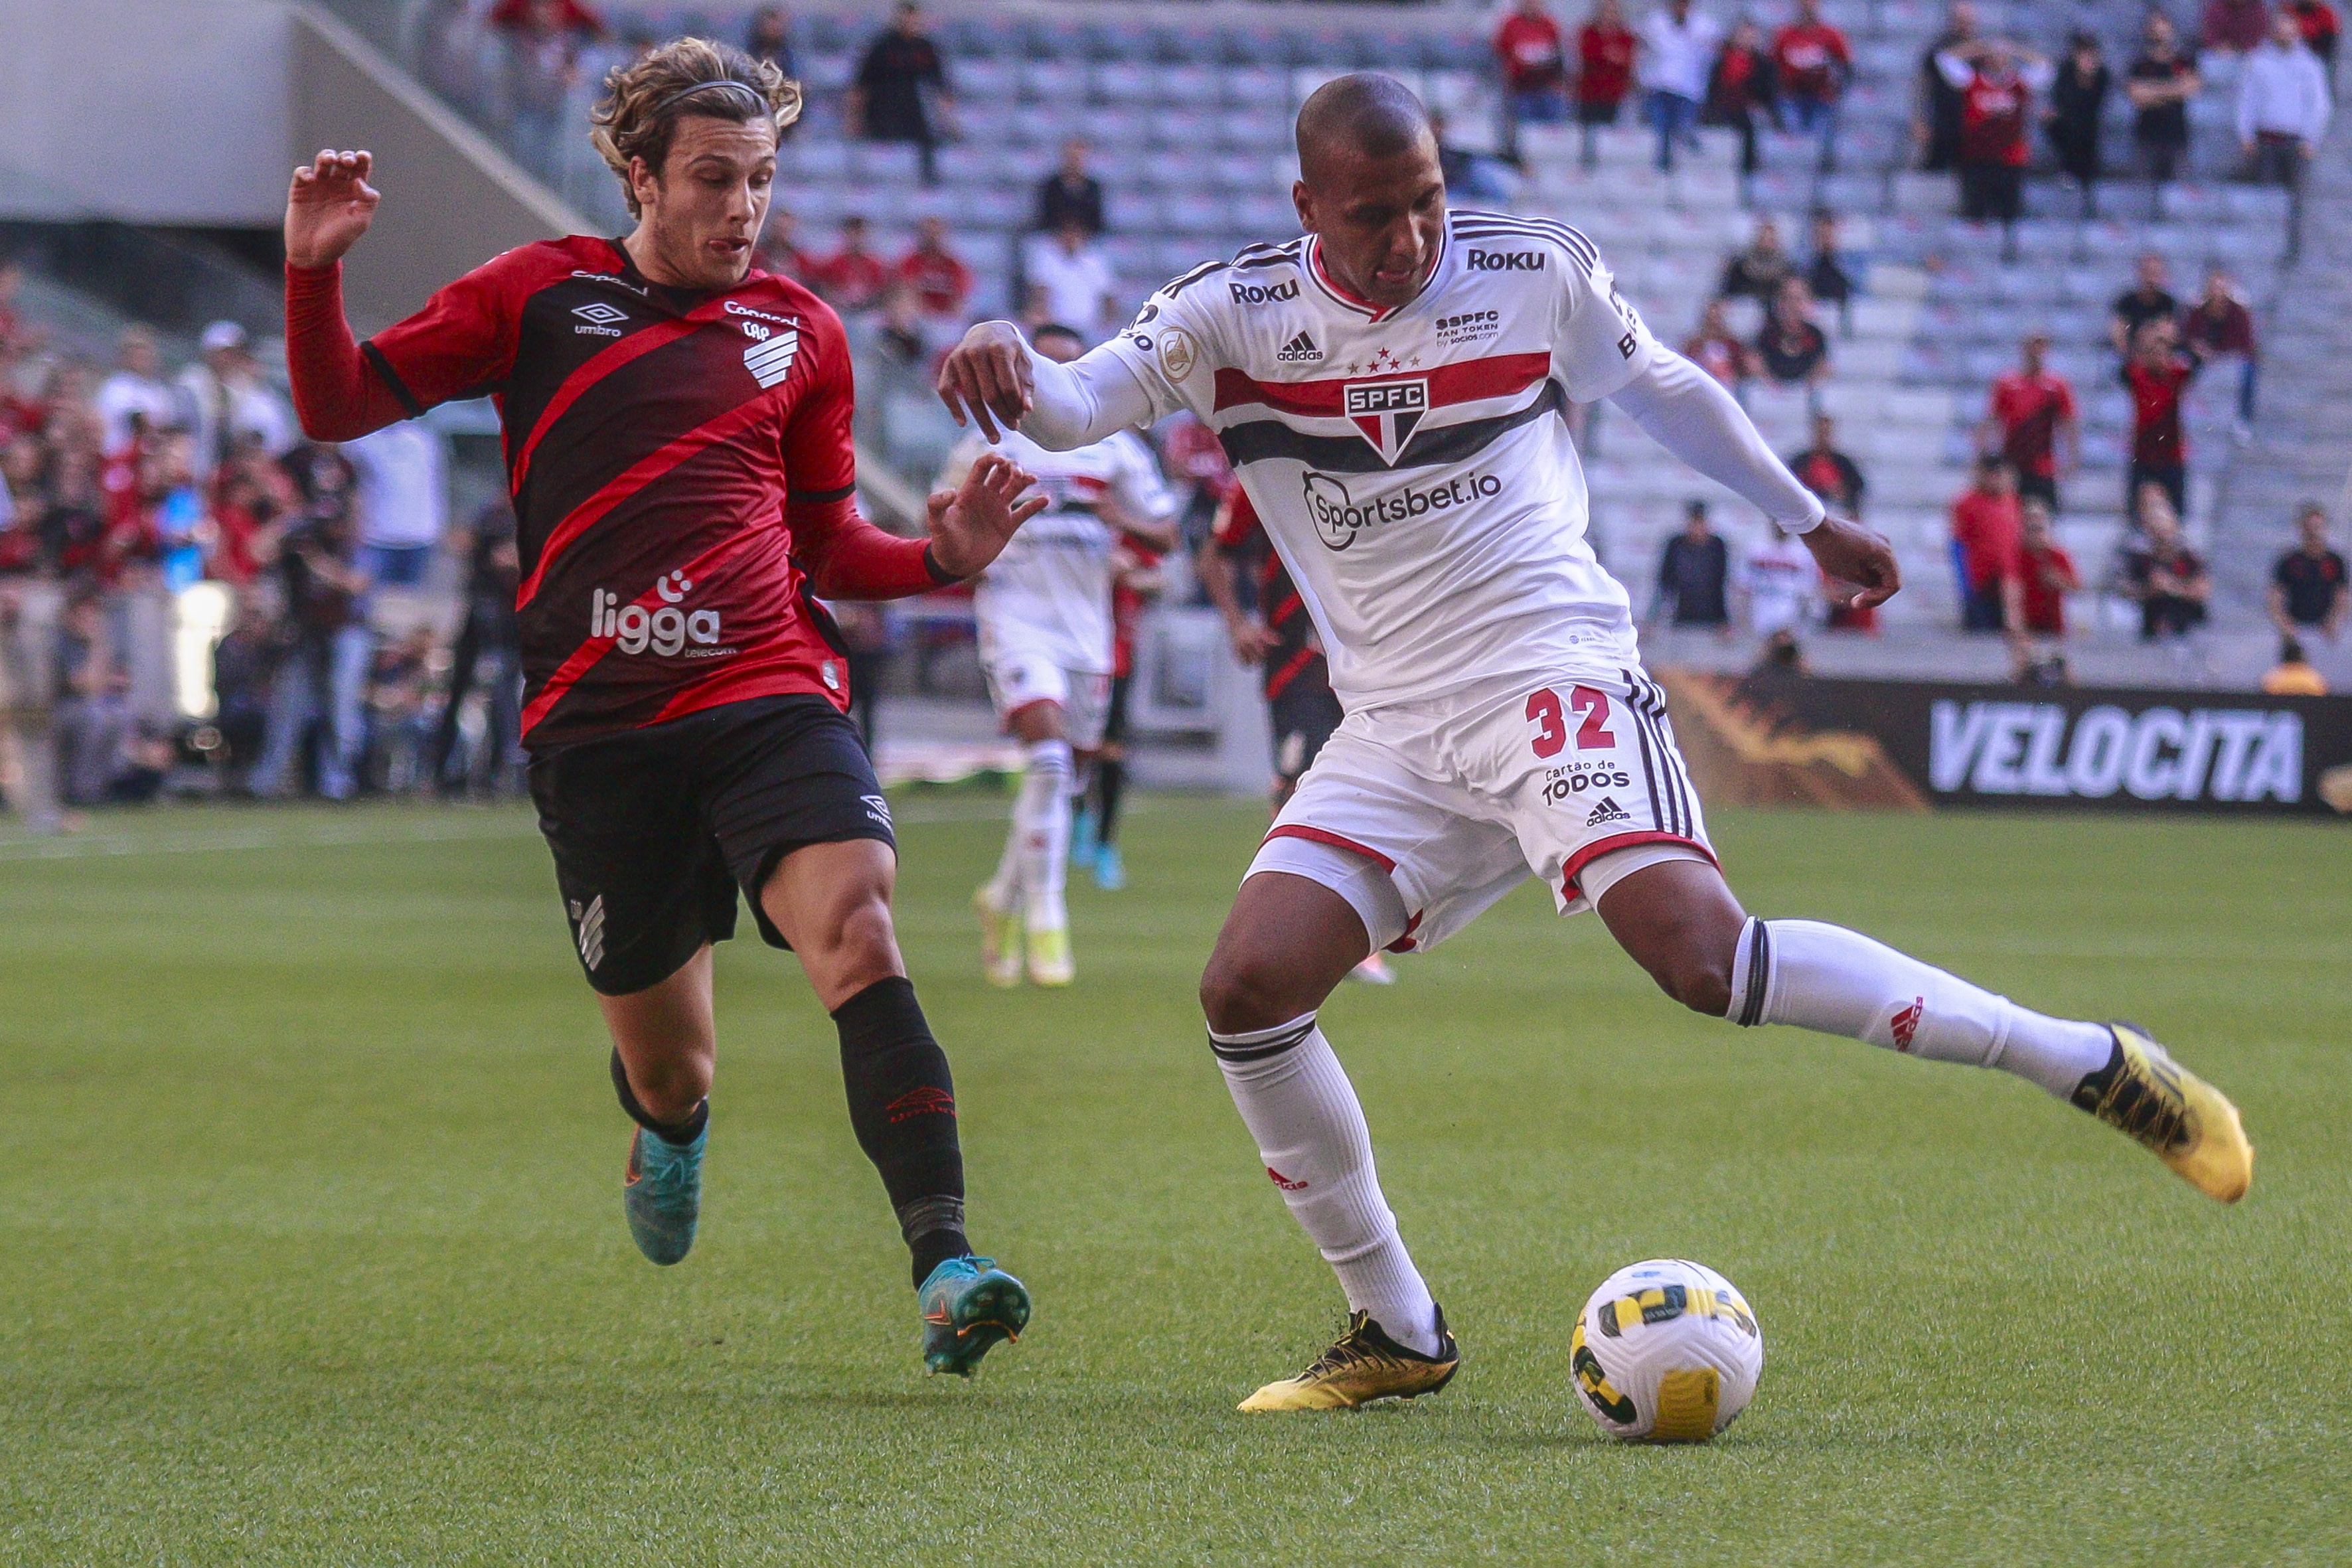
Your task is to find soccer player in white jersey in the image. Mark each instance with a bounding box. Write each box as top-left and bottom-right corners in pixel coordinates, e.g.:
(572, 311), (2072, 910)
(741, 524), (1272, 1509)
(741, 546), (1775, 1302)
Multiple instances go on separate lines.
(939, 75), (2252, 1411)
(949, 323), (1180, 987)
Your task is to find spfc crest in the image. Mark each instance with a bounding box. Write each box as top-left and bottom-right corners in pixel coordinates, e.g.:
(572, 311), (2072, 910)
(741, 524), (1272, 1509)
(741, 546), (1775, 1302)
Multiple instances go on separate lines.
(1343, 377), (1428, 464)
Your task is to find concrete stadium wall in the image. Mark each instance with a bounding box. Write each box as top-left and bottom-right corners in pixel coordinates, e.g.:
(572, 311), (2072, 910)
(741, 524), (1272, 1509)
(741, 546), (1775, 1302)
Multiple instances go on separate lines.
(0, 0), (587, 333)
(0, 0), (293, 225)
(287, 5), (586, 331)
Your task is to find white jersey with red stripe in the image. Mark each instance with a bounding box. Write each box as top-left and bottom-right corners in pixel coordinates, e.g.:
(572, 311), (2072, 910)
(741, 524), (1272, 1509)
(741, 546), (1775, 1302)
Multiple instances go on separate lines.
(953, 426), (1176, 676)
(1097, 209), (1658, 713)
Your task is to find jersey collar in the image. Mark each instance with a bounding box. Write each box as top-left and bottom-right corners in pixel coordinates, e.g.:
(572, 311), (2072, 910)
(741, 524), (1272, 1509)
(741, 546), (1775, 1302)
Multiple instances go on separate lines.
(1305, 220), (1451, 325)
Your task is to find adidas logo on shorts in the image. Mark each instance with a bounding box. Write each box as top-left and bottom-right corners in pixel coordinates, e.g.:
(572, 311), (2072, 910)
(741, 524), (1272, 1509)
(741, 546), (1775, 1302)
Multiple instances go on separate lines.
(1275, 330), (1323, 363)
(1586, 796), (1632, 827)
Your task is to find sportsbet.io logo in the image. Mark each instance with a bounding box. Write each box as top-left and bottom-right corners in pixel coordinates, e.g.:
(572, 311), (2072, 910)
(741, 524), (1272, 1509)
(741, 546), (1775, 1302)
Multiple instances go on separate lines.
(1301, 469), (1502, 550)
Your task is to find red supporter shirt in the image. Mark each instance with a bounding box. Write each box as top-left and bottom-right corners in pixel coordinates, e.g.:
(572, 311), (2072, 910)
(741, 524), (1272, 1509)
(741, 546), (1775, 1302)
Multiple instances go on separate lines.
(811, 249), (889, 313)
(2123, 354), (2198, 466)
(1960, 72), (2032, 165)
(1773, 21), (1852, 100)
(2295, 2), (2342, 50)
(1213, 489), (1328, 702)
(1952, 489), (2024, 590)
(898, 246), (973, 317)
(283, 237), (941, 749)
(2019, 541), (2079, 635)
(1496, 12), (1569, 92)
(1579, 23), (1638, 106)
(1988, 370), (2077, 479)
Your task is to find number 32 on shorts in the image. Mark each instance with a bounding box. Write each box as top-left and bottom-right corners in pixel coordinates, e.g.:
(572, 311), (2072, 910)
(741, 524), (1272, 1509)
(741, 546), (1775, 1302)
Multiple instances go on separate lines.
(1526, 685), (1614, 758)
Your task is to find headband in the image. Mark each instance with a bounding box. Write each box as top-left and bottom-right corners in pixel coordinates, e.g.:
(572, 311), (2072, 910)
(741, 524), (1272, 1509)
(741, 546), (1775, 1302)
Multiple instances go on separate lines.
(652, 78), (770, 118)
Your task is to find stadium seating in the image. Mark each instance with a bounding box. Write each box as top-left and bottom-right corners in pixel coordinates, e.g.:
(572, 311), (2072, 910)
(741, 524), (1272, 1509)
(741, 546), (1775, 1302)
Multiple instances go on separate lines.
(403, 0), (2327, 631)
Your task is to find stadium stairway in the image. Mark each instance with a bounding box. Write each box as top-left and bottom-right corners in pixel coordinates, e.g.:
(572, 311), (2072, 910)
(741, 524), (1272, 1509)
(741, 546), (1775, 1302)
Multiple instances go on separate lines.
(2205, 77), (2352, 620)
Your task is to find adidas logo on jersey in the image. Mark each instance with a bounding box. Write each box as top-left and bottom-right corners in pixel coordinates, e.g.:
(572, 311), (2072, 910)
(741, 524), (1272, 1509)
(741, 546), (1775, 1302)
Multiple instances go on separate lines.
(744, 327), (801, 388)
(1275, 330), (1324, 363)
(1586, 796), (1632, 827)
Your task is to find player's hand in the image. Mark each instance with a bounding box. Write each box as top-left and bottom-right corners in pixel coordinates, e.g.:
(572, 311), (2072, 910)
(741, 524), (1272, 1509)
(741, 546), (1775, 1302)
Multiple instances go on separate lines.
(936, 322), (1034, 442)
(285, 150), (381, 270)
(925, 451), (1047, 579)
(1226, 617), (1277, 666)
(1802, 514), (1901, 610)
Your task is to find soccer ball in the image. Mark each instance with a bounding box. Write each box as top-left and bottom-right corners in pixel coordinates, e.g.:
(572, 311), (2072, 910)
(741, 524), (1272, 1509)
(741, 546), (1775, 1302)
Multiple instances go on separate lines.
(1571, 1259), (1764, 1443)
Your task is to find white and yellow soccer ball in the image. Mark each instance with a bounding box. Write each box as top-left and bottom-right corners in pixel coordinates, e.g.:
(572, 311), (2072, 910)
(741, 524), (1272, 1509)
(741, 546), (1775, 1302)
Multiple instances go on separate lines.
(1571, 1259), (1764, 1443)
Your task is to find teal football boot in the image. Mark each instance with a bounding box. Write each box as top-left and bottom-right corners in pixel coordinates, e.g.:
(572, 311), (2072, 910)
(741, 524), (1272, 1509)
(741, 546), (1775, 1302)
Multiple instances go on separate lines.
(919, 1255), (1032, 1377)
(623, 1123), (706, 1265)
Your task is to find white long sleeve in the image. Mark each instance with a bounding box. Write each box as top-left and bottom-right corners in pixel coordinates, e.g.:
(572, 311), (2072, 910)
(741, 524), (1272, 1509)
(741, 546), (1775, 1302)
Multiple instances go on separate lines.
(1608, 350), (1829, 532)
(1016, 337), (1162, 451)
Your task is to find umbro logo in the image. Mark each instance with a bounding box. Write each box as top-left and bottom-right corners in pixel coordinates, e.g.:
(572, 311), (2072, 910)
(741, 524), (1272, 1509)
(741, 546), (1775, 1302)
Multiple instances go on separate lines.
(1275, 329), (1323, 363)
(1585, 797), (1632, 827)
(572, 301), (628, 325)
(744, 327), (801, 388)
(569, 895), (607, 971)
(885, 1087), (957, 1123)
(861, 793), (893, 831)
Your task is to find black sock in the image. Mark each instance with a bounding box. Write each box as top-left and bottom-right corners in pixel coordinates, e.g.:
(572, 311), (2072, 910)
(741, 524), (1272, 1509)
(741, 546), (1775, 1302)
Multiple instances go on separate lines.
(830, 976), (970, 1288)
(609, 1048), (709, 1145)
(1095, 755), (1126, 846)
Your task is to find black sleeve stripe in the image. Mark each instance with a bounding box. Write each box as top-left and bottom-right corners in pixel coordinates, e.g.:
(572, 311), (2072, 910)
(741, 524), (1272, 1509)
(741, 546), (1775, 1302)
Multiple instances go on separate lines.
(360, 340), (426, 420)
(789, 483), (858, 505)
(1158, 259), (1231, 299)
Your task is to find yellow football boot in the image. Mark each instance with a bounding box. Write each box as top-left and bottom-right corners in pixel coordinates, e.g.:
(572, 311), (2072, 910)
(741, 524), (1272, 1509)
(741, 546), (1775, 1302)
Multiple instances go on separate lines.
(974, 888), (1024, 988)
(1238, 1308), (1460, 1412)
(1024, 923), (1074, 988)
(2073, 1023), (2252, 1204)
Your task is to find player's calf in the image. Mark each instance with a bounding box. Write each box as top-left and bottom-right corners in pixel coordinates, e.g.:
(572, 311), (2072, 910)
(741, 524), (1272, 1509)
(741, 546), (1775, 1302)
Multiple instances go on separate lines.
(1595, 857), (1746, 1016)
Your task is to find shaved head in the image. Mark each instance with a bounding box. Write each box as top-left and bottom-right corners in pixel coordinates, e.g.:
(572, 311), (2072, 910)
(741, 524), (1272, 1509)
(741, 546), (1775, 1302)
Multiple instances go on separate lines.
(1295, 73), (1435, 188)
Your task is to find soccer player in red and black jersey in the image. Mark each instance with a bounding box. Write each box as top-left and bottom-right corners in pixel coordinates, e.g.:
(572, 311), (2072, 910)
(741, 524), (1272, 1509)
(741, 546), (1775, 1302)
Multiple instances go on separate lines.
(279, 39), (1046, 1376)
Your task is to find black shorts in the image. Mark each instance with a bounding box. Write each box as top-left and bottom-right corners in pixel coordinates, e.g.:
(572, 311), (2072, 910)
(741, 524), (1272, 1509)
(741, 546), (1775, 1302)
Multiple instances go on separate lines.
(528, 695), (895, 996)
(2016, 471), (2060, 510)
(1269, 684), (1344, 785)
(1102, 672), (1133, 747)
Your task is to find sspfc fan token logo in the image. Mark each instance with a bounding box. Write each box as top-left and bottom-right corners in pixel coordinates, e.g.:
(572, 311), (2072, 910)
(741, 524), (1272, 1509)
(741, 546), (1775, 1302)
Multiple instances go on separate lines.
(1344, 376), (1429, 464)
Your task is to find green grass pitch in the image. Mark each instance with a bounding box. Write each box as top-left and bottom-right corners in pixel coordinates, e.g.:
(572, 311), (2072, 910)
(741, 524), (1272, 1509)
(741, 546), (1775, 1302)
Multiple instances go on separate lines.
(3, 796), (2347, 1565)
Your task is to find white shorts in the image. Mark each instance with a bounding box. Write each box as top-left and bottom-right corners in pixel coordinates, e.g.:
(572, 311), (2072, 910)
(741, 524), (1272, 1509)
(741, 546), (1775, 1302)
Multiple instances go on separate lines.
(982, 647), (1112, 751)
(1245, 666), (1716, 953)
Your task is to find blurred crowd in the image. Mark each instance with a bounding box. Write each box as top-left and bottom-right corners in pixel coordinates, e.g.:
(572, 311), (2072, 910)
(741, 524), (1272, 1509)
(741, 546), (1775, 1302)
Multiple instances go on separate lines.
(0, 284), (524, 833)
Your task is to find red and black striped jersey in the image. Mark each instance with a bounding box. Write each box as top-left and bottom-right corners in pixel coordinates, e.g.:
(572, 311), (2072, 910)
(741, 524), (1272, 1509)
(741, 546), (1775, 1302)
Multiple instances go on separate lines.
(287, 236), (935, 748)
(1213, 489), (1330, 702)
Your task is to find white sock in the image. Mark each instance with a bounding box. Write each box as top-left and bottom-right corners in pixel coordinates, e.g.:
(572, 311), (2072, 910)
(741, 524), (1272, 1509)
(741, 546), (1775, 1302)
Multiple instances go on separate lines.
(1014, 738), (1072, 931)
(1209, 1013), (1443, 1357)
(1729, 918), (2116, 1098)
(984, 804), (1023, 909)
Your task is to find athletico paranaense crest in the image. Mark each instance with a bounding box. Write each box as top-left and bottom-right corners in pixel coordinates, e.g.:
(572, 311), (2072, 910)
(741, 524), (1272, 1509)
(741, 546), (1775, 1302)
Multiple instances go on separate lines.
(1344, 377), (1428, 464)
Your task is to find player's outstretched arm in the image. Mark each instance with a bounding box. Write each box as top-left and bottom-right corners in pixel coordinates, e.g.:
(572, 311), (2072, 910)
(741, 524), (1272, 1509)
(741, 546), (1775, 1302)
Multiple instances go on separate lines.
(281, 149), (411, 442)
(924, 452), (1050, 580)
(936, 322), (1158, 450)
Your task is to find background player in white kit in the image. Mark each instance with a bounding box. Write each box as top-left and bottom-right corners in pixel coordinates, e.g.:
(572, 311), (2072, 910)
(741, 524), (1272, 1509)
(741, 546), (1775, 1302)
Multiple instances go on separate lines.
(946, 323), (1178, 987)
(939, 75), (2251, 1411)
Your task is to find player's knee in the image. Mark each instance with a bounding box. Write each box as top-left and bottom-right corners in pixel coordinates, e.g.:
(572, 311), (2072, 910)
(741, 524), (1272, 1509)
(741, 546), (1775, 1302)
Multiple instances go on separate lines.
(1650, 944), (1736, 1016)
(1199, 947), (1295, 1035)
(627, 1052), (712, 1123)
(826, 892), (902, 975)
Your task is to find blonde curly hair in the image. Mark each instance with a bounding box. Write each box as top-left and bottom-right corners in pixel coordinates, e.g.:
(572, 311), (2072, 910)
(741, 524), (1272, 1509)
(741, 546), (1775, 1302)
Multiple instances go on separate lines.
(589, 37), (803, 217)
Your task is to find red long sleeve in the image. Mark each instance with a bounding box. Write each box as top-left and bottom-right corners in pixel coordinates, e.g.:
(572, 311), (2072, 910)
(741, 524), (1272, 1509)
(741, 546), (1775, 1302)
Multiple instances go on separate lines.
(283, 262), (411, 441)
(789, 495), (945, 599)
